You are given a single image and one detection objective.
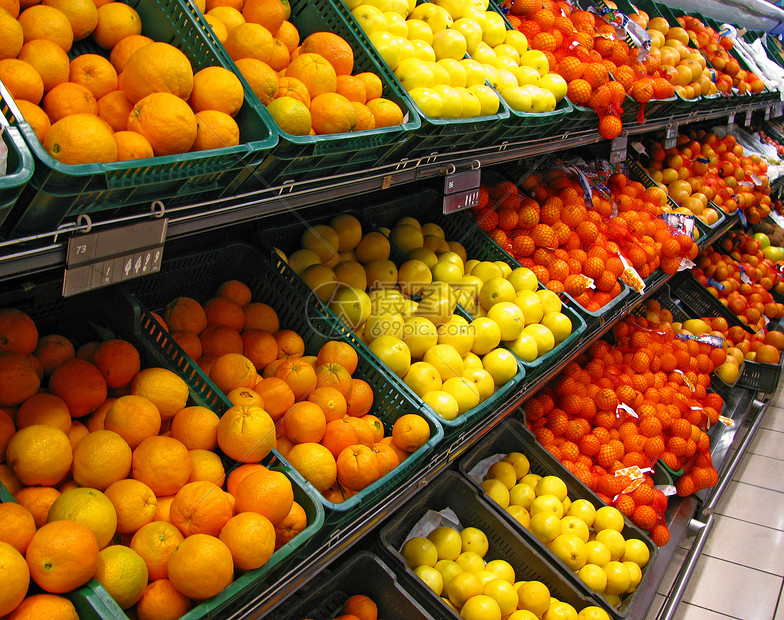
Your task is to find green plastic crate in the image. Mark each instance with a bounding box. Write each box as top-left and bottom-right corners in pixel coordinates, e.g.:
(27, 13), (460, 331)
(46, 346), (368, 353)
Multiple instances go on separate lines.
(0, 0), (279, 239)
(256, 211), (526, 434)
(122, 241), (444, 515)
(0, 116), (33, 230)
(457, 416), (658, 619)
(361, 188), (589, 372)
(326, 0), (513, 160)
(182, 0), (422, 186)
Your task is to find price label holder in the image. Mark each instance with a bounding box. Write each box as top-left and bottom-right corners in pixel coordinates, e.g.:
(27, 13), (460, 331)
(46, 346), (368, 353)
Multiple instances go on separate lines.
(727, 113), (736, 134)
(63, 219), (167, 297)
(664, 123), (678, 149)
(443, 164), (481, 214)
(765, 106), (772, 121)
(609, 134), (627, 165)
(774, 103), (784, 118)
(745, 109), (753, 127)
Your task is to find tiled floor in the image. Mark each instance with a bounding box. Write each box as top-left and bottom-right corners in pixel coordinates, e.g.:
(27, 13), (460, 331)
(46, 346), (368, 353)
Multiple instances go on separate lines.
(646, 385), (784, 620)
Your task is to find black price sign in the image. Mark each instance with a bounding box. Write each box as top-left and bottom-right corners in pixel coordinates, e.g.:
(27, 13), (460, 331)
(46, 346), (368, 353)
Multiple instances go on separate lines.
(664, 124), (678, 149)
(609, 135), (627, 164)
(443, 169), (481, 214)
(63, 219), (167, 297)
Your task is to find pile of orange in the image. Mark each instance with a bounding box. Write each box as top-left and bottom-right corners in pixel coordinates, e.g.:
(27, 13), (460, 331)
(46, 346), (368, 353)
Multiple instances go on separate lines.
(0, 302), (313, 616)
(0, 0), (249, 165)
(195, 0), (404, 136)
(470, 169), (698, 313)
(524, 312), (724, 546)
(162, 279), (432, 503)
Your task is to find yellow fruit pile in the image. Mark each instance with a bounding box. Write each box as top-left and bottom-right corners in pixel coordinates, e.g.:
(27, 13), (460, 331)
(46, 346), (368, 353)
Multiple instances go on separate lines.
(0, 0), (246, 165)
(0, 302), (310, 616)
(196, 0), (405, 135)
(402, 522), (612, 619)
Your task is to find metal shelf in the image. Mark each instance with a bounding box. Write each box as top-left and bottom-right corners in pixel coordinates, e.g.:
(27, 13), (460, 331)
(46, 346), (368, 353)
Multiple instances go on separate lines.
(0, 98), (770, 283)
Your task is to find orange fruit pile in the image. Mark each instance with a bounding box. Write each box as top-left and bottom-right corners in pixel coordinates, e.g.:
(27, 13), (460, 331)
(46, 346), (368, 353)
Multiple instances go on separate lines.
(163, 279), (431, 503)
(0, 303), (311, 615)
(0, 0), (246, 165)
(198, 0), (404, 135)
(525, 312), (724, 546)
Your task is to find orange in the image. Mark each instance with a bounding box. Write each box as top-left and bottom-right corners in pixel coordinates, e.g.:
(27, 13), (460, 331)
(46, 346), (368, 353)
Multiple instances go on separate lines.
(372, 441), (399, 477)
(267, 38), (289, 71)
(188, 448), (225, 485)
(275, 357), (317, 400)
(15, 393), (71, 432)
(0, 309), (37, 355)
(76, 341), (100, 360)
(131, 367), (189, 421)
(0, 58), (43, 104)
(282, 400), (326, 443)
(7, 593), (79, 620)
(104, 394), (162, 448)
(276, 76), (310, 106)
(0, 353), (39, 407)
(392, 413), (430, 452)
(169, 480), (232, 537)
(317, 341), (358, 374)
(109, 34), (153, 72)
(344, 595), (378, 620)
(164, 297), (207, 333)
(0, 0), (17, 18)
(361, 414), (384, 443)
(274, 500), (306, 550)
(128, 92), (198, 156)
(13, 486), (60, 528)
(356, 72), (382, 100)
(18, 5), (73, 52)
(266, 95), (311, 136)
(170, 406), (220, 450)
(26, 520), (99, 593)
(209, 352), (258, 393)
(307, 386), (347, 422)
(274, 329), (305, 358)
(135, 579), (192, 620)
(334, 75), (365, 103)
(114, 130), (154, 160)
(351, 102), (375, 131)
(207, 0), (243, 10)
(219, 511), (275, 570)
(346, 378), (373, 417)
(69, 53), (118, 99)
(104, 478), (158, 534)
(224, 22), (274, 63)
(216, 280), (252, 306)
(132, 435), (193, 496)
(242, 0), (286, 34)
(86, 398), (114, 432)
(72, 429), (131, 490)
(43, 82), (98, 122)
(129, 521), (184, 581)
(243, 302), (279, 332)
(93, 545), (148, 610)
(216, 404), (276, 462)
(6, 424), (72, 485)
(378, 436), (408, 464)
(167, 534), (234, 600)
(49, 358), (107, 416)
(92, 2), (142, 49)
(154, 496), (174, 523)
(46, 487), (117, 549)
(337, 443), (379, 492)
(310, 92), (357, 135)
(236, 59), (280, 107)
(192, 109), (241, 151)
(206, 296), (245, 329)
(17, 39), (67, 93)
(32, 333), (74, 375)
(44, 113), (118, 164)
(366, 98), (403, 128)
(200, 325), (243, 356)
(91, 339), (141, 389)
(285, 442), (337, 493)
(225, 462), (268, 496)
(0, 407), (14, 457)
(0, 464), (21, 495)
(241, 330), (278, 370)
(314, 362), (353, 397)
(122, 41), (194, 103)
(254, 377), (295, 422)
(42, 0), (97, 40)
(0, 541), (28, 615)
(286, 52), (337, 97)
(190, 66), (244, 117)
(204, 14), (228, 44)
(300, 32), (354, 76)
(65, 420), (88, 449)
(171, 330), (203, 360)
(206, 7), (245, 33)
(14, 100), (50, 142)
(275, 19), (299, 52)
(233, 469), (294, 524)
(322, 417), (367, 458)
(0, 502), (35, 554)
